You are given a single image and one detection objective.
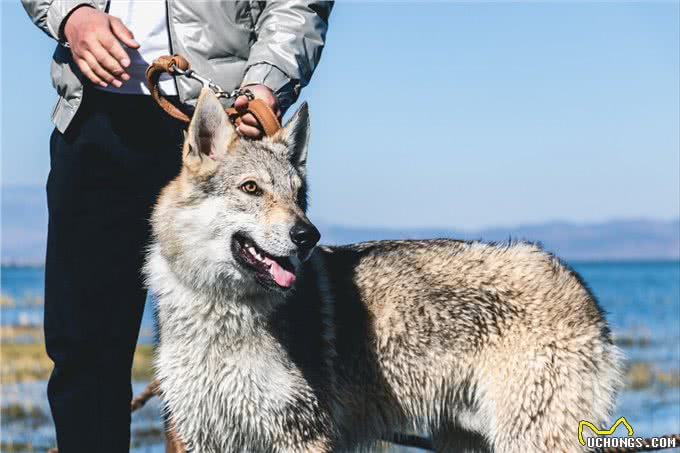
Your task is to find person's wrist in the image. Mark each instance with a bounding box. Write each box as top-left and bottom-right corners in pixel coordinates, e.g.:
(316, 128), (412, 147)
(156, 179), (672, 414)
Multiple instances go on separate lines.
(61, 4), (95, 42)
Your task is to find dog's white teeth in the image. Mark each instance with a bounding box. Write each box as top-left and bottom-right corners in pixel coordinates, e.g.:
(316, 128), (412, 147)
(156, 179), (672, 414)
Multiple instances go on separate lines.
(247, 245), (267, 262)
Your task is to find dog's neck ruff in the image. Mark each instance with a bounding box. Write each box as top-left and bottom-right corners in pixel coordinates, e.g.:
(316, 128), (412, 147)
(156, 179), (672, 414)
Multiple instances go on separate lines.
(146, 244), (285, 328)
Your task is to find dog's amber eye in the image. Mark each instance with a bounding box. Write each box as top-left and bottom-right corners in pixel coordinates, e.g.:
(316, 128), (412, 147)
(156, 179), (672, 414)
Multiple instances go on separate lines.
(240, 181), (259, 195)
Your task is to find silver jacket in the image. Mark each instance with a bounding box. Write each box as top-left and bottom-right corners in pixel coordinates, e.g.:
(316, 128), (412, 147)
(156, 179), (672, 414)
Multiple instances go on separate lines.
(21, 0), (332, 132)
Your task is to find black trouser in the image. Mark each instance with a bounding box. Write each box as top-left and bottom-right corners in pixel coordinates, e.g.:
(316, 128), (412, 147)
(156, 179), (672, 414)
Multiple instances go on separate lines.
(44, 89), (183, 452)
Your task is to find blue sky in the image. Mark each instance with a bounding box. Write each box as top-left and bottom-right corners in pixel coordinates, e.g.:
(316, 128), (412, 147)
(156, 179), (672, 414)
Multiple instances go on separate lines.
(2, 1), (679, 229)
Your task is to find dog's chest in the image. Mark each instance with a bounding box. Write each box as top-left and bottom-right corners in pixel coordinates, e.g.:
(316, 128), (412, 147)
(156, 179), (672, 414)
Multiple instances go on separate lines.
(163, 332), (299, 407)
(151, 260), (334, 448)
(157, 308), (308, 448)
(159, 295), (298, 389)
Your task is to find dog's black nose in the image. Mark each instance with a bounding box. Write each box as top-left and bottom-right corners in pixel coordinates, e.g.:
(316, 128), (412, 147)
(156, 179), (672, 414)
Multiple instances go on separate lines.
(290, 222), (321, 249)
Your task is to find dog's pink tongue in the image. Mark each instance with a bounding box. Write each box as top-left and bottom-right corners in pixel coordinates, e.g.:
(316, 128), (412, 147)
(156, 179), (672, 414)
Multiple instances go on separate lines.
(264, 257), (296, 288)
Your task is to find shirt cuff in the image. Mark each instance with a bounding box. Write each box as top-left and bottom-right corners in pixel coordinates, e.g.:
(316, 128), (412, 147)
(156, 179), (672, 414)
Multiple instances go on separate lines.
(242, 63), (300, 115)
(47, 1), (97, 43)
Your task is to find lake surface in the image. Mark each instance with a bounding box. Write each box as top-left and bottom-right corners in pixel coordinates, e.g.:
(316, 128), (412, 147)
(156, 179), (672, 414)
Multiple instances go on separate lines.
(2, 261), (679, 452)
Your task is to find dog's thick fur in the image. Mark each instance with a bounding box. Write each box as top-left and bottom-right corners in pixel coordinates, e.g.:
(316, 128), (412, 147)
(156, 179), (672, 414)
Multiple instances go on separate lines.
(144, 89), (622, 453)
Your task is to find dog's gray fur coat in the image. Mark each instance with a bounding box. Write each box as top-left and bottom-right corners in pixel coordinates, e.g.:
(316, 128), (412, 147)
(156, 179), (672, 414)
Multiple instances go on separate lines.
(144, 89), (622, 453)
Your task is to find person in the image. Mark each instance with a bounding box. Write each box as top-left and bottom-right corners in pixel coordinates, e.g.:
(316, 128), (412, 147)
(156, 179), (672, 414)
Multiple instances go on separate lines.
(20, 1), (333, 451)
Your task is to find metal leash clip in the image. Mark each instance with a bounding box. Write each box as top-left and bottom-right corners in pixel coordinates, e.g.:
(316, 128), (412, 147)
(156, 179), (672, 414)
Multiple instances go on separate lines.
(170, 64), (255, 101)
(146, 54), (279, 129)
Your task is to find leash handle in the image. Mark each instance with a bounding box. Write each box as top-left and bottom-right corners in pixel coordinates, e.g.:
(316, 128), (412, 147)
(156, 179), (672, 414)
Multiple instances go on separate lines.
(145, 54), (281, 136)
(145, 54), (192, 122)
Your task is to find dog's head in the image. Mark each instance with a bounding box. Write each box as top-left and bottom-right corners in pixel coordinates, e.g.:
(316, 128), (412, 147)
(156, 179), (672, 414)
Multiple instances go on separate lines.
(152, 89), (319, 294)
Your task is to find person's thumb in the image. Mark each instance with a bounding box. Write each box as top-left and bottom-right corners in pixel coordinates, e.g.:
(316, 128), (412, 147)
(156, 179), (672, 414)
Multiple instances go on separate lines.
(110, 17), (140, 48)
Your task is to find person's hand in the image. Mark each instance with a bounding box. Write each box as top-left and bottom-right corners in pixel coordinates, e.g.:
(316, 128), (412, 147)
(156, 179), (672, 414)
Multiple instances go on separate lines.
(233, 84), (280, 139)
(63, 6), (140, 88)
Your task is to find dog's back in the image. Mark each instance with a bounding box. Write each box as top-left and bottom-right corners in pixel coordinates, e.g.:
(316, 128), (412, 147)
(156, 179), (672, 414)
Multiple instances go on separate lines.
(270, 239), (621, 451)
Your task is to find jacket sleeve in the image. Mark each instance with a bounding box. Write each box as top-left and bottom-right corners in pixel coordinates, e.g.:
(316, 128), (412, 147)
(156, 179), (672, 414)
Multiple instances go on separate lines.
(242, 1), (333, 114)
(21, 0), (98, 42)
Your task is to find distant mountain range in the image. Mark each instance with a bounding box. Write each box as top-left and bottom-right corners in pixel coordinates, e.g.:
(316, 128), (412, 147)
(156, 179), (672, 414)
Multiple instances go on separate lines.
(321, 220), (680, 261)
(2, 185), (678, 265)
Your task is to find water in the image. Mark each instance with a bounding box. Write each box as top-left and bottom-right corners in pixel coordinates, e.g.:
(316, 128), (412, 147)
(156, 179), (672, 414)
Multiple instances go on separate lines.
(1, 381), (164, 453)
(0, 266), (156, 343)
(2, 262), (679, 451)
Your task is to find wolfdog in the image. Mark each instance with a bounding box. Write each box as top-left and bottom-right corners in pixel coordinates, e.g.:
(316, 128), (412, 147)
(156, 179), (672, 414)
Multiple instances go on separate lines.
(144, 89), (621, 453)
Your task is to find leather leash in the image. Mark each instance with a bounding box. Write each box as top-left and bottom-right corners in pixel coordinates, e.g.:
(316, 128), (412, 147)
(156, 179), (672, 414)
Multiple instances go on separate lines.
(145, 54), (281, 136)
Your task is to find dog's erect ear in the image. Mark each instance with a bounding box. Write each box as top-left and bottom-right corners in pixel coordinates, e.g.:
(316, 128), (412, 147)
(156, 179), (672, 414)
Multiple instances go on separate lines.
(275, 102), (310, 174)
(184, 88), (235, 165)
